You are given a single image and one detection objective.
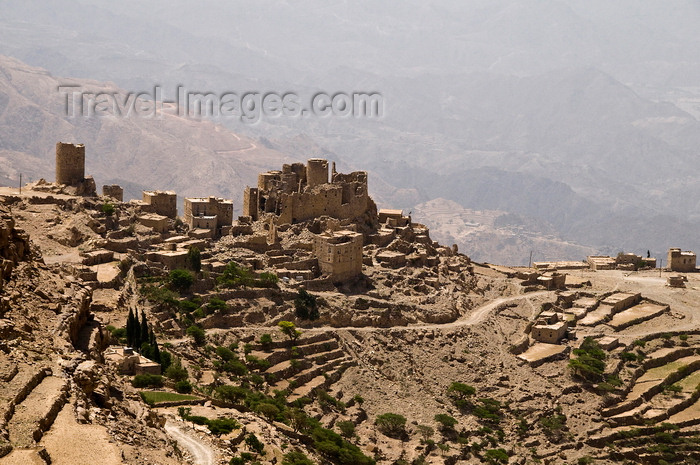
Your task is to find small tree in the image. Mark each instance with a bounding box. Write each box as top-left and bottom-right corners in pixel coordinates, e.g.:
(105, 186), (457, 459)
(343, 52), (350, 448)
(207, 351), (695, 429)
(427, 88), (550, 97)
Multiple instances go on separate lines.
(215, 385), (248, 404)
(286, 408), (310, 433)
(170, 269), (194, 292)
(259, 333), (273, 350)
(375, 413), (407, 438)
(245, 433), (265, 455)
(126, 308), (135, 346)
(484, 448), (509, 464)
(448, 382), (476, 409)
(278, 321), (301, 342)
(416, 424), (434, 443)
(187, 325), (206, 345)
(294, 289), (319, 320)
(434, 413), (458, 432)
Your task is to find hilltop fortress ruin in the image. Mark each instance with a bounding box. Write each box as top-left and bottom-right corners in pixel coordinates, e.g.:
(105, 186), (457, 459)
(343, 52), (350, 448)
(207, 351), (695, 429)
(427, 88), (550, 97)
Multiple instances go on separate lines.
(242, 159), (376, 226)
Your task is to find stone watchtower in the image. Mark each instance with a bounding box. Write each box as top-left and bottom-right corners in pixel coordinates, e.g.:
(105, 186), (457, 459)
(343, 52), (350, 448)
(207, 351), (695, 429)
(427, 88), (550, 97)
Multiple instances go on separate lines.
(55, 142), (85, 186)
(306, 158), (329, 188)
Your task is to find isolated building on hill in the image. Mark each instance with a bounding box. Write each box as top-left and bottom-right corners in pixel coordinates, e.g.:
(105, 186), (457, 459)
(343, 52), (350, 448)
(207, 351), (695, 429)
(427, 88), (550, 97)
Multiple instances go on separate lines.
(243, 158), (373, 225)
(54, 141), (96, 196)
(668, 248), (697, 272)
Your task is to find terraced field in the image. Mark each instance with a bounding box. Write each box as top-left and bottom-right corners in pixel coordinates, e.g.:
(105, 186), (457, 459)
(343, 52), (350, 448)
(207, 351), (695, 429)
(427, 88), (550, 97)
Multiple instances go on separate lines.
(588, 334), (700, 463)
(253, 332), (356, 401)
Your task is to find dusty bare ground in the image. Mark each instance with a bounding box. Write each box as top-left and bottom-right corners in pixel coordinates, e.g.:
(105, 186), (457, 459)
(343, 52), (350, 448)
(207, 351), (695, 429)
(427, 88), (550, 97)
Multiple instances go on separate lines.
(41, 402), (124, 465)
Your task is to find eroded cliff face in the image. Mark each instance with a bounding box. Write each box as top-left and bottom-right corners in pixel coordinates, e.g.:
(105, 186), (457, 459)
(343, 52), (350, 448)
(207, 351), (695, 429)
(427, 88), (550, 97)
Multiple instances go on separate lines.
(0, 202), (180, 465)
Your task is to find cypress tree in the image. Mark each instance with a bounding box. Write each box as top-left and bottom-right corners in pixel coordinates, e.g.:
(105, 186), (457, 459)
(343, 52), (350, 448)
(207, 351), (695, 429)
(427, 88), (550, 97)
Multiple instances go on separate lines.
(132, 309), (141, 349)
(152, 339), (161, 364)
(140, 312), (149, 351)
(126, 308), (135, 347)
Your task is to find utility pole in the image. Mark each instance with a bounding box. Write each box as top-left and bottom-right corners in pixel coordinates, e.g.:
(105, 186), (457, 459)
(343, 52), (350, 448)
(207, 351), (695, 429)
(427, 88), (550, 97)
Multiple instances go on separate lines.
(19, 174), (22, 194)
(528, 250), (533, 269)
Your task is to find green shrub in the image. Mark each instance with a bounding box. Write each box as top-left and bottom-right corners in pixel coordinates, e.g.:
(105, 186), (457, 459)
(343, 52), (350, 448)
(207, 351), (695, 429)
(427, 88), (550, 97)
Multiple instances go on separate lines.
(215, 385), (249, 404)
(216, 346), (236, 361)
(282, 451), (315, 465)
(310, 426), (375, 465)
(434, 413), (458, 430)
(337, 420), (355, 438)
(165, 359), (189, 382)
(259, 333), (273, 350)
(256, 402), (281, 421)
(294, 289), (320, 320)
(208, 297), (227, 313)
(101, 202), (115, 216)
(569, 338), (607, 383)
(375, 413), (407, 438)
(224, 359), (248, 376)
(484, 448), (509, 464)
(186, 325), (206, 345)
(245, 433), (265, 455)
(132, 374), (164, 388)
(175, 380), (193, 394)
(169, 269), (194, 292)
(245, 355), (271, 371)
(206, 417), (239, 436)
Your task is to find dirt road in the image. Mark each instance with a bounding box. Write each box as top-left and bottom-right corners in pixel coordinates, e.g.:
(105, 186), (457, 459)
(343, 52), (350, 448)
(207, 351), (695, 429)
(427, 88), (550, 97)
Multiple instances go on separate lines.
(164, 420), (216, 465)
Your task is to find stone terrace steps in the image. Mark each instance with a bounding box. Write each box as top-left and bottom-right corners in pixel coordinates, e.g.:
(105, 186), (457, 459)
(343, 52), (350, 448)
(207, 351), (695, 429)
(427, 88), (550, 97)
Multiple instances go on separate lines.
(265, 349), (346, 381)
(252, 336), (340, 367)
(6, 376), (68, 448)
(274, 355), (352, 393)
(288, 360), (355, 401)
(0, 365), (50, 432)
(602, 354), (700, 418)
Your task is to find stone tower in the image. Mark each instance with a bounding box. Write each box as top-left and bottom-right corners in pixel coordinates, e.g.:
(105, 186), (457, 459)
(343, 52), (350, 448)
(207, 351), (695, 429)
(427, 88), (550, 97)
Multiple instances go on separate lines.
(306, 158), (328, 188)
(55, 142), (85, 186)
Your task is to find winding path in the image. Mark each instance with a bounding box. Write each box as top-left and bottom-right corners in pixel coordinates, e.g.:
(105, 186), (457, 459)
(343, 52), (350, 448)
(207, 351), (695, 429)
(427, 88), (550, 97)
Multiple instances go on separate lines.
(164, 420), (216, 465)
(171, 290), (555, 340)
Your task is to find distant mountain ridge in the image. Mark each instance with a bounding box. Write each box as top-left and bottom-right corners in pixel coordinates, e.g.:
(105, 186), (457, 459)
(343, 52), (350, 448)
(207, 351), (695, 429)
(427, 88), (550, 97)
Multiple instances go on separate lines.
(0, 55), (293, 207)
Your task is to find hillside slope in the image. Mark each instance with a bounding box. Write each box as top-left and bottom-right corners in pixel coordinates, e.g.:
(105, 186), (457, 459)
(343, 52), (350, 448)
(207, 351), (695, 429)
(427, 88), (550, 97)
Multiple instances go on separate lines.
(0, 55), (292, 206)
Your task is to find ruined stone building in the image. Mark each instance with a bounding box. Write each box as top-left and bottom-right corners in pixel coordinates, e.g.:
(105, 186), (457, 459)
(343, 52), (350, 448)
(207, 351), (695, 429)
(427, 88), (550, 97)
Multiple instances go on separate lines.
(55, 142), (85, 186)
(378, 209), (409, 227)
(137, 191), (177, 218)
(668, 247), (697, 272)
(55, 142), (96, 195)
(243, 159), (371, 225)
(183, 196), (234, 236)
(315, 230), (363, 282)
(102, 185), (124, 202)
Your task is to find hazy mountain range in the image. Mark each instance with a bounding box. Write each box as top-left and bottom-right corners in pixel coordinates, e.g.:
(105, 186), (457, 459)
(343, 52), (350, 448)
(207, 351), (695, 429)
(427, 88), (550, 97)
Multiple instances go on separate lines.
(1, 0), (699, 264)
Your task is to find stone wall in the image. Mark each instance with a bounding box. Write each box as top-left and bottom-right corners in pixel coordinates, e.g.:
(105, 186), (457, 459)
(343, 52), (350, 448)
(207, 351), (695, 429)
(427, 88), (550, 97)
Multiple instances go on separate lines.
(102, 185), (124, 202)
